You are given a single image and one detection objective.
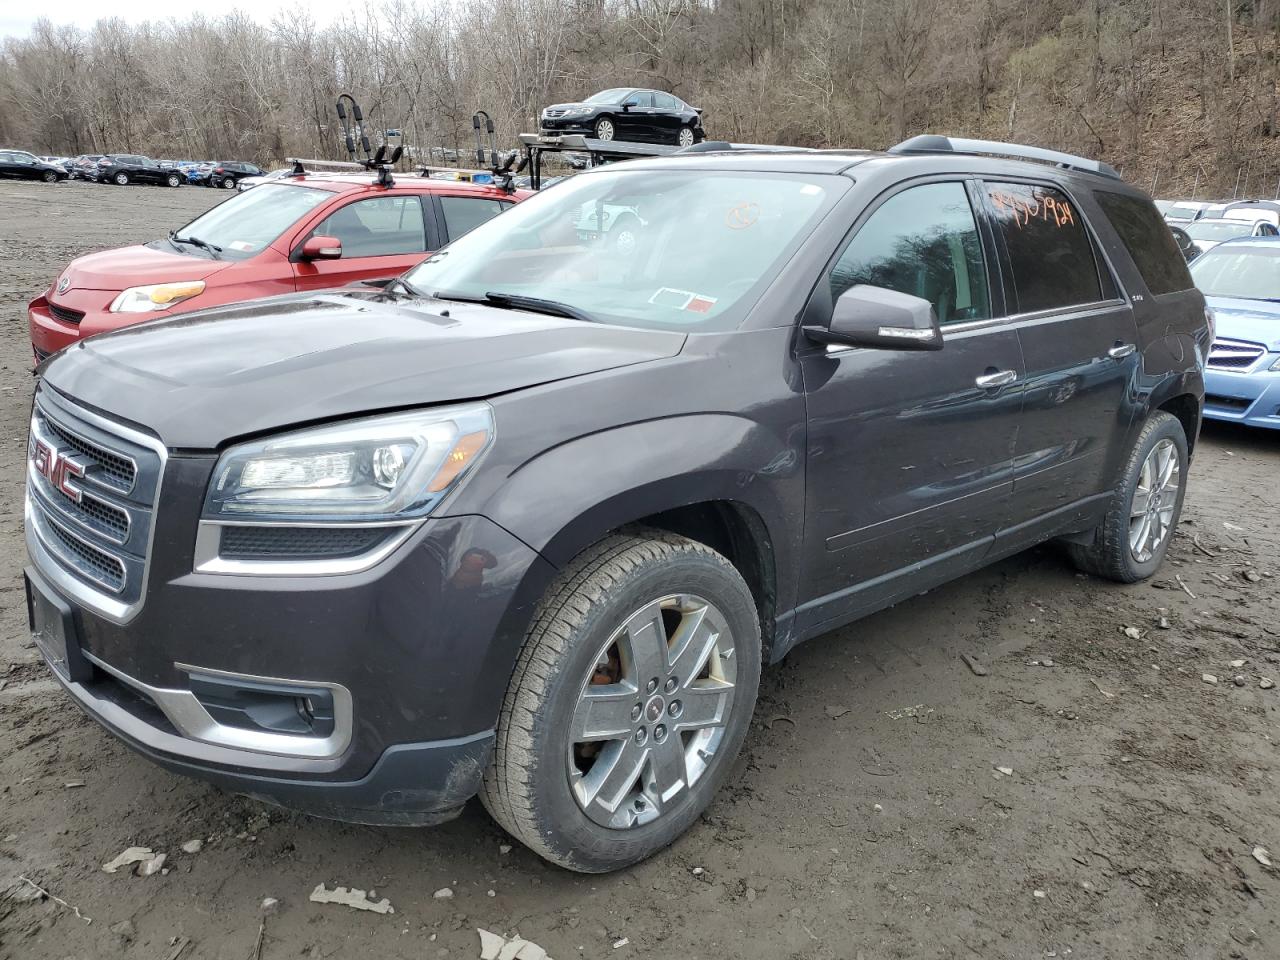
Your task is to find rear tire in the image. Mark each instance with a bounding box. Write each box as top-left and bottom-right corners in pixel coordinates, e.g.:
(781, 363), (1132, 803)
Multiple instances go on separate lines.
(1066, 411), (1188, 582)
(113, 172), (129, 186)
(42, 170), (57, 183)
(481, 530), (760, 873)
(167, 173), (181, 187)
(221, 176), (236, 189)
(677, 125), (696, 148)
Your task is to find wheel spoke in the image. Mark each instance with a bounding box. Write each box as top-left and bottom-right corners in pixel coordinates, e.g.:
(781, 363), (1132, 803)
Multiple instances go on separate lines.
(668, 602), (717, 679)
(644, 735), (688, 807)
(1131, 512), (1152, 559)
(571, 684), (637, 743)
(578, 738), (647, 815)
(674, 680), (733, 731)
(620, 600), (669, 684)
(1131, 487), (1152, 517)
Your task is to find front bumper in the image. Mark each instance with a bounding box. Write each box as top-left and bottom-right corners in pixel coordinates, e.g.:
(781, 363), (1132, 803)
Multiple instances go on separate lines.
(539, 117), (597, 135)
(26, 422), (555, 819)
(1203, 366), (1280, 429)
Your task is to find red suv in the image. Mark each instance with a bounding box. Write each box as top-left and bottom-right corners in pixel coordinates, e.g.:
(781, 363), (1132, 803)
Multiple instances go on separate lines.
(29, 172), (530, 361)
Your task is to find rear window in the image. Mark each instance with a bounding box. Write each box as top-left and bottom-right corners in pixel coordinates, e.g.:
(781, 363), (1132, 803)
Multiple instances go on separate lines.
(1095, 191), (1194, 296)
(984, 181), (1103, 313)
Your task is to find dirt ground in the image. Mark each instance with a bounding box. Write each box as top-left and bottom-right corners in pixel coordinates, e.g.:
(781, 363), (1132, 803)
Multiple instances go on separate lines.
(0, 179), (1277, 960)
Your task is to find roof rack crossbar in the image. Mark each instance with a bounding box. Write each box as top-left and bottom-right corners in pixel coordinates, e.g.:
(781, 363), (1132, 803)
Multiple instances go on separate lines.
(887, 135), (1121, 180)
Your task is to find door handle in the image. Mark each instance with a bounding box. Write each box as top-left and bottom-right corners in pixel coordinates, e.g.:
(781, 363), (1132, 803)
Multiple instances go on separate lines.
(975, 369), (1018, 389)
(1108, 342), (1136, 359)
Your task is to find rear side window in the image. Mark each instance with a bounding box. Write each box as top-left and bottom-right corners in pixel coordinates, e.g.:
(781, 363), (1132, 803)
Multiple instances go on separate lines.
(830, 181), (990, 325)
(985, 181), (1102, 313)
(440, 196), (508, 242)
(1095, 190), (1193, 296)
(654, 93), (678, 110)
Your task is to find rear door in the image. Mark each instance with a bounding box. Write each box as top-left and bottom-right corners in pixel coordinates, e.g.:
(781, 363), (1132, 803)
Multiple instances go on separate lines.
(292, 193), (431, 291)
(432, 194), (514, 244)
(796, 178), (1024, 632)
(979, 179), (1141, 538)
(651, 92), (682, 142)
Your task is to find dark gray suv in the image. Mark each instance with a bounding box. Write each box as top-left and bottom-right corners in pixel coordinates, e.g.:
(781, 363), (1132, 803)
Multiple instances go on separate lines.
(24, 136), (1208, 873)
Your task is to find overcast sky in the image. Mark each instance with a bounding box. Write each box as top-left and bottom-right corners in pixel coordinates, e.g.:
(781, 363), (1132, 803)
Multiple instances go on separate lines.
(1, 1), (361, 39)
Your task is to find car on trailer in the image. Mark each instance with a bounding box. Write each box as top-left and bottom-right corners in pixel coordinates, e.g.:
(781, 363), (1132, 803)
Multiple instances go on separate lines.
(540, 88), (705, 147)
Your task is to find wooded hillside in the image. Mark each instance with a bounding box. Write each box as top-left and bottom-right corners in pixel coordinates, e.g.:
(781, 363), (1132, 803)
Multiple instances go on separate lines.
(1, 0), (1277, 200)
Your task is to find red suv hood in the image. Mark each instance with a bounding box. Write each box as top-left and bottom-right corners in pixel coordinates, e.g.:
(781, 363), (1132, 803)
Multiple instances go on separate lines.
(56, 244), (233, 293)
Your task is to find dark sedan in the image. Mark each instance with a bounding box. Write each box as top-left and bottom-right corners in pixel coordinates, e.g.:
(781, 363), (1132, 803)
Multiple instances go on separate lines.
(98, 154), (184, 187)
(540, 88), (704, 146)
(0, 150), (68, 183)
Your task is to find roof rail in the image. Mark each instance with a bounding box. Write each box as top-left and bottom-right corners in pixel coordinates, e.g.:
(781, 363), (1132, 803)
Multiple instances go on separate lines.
(887, 135), (1121, 180)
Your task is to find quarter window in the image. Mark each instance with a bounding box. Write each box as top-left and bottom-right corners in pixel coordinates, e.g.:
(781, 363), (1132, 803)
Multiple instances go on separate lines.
(440, 196), (509, 242)
(985, 181), (1102, 312)
(1094, 190), (1193, 296)
(313, 196), (427, 258)
(829, 182), (990, 325)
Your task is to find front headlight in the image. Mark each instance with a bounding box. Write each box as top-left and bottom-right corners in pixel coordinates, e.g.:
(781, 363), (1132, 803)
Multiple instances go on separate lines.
(1269, 354), (1280, 371)
(203, 404), (494, 522)
(568, 106), (594, 116)
(110, 281), (206, 313)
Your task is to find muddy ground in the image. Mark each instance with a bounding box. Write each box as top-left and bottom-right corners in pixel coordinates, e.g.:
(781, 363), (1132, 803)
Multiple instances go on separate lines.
(0, 179), (1277, 960)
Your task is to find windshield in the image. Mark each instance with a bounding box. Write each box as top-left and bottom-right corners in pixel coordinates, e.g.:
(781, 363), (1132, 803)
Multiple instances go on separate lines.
(586, 88), (632, 104)
(170, 183), (330, 260)
(403, 168), (839, 332)
(1185, 220), (1252, 241)
(1166, 205), (1202, 221)
(1192, 246), (1280, 300)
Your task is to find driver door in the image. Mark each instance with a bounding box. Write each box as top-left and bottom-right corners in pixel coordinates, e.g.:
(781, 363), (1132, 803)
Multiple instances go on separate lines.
(797, 179), (1025, 633)
(618, 91), (654, 141)
(293, 194), (433, 291)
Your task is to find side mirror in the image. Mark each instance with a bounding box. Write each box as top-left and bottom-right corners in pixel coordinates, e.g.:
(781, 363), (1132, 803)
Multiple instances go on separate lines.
(805, 285), (943, 351)
(622, 100), (637, 111)
(301, 235), (342, 260)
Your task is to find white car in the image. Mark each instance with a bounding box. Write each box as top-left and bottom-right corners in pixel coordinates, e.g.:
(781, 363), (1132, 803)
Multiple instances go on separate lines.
(1182, 216), (1278, 255)
(237, 168), (292, 192)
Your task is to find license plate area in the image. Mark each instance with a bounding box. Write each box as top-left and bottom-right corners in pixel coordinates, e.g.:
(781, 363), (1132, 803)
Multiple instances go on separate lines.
(25, 570), (91, 682)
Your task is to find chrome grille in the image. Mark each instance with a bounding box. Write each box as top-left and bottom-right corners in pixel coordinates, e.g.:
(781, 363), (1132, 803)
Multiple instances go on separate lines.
(1207, 337), (1265, 370)
(42, 415), (136, 491)
(26, 388), (165, 621)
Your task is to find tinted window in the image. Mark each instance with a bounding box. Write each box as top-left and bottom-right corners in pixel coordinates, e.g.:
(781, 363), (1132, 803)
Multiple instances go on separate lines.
(654, 93), (678, 110)
(315, 195), (427, 257)
(1095, 190), (1194, 296)
(440, 196), (508, 241)
(829, 182), (990, 325)
(985, 181), (1102, 312)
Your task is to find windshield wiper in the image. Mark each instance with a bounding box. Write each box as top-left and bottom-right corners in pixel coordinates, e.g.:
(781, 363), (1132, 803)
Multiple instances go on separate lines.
(168, 231), (222, 258)
(384, 276), (427, 299)
(432, 289), (597, 323)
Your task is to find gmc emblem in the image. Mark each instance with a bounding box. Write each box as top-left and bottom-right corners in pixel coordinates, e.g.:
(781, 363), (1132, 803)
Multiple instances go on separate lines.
(32, 439), (84, 503)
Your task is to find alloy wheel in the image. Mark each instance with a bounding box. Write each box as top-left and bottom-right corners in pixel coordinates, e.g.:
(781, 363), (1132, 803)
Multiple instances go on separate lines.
(568, 594), (736, 829)
(595, 119), (615, 141)
(678, 127), (695, 147)
(1129, 438), (1180, 563)
(114, 173), (127, 185)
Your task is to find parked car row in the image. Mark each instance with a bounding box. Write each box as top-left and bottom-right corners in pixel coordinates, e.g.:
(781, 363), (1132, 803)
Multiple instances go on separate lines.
(1157, 196), (1280, 259)
(0, 149), (269, 188)
(24, 133), (1212, 876)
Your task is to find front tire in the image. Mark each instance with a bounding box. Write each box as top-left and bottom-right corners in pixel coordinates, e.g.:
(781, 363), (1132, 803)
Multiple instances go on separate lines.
(481, 530), (761, 873)
(221, 176), (236, 189)
(1066, 411), (1188, 582)
(594, 117), (616, 141)
(167, 173), (182, 187)
(113, 172), (129, 186)
(42, 170), (57, 183)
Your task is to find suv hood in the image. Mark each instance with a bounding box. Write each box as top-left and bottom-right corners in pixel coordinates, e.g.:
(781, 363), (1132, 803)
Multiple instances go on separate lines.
(42, 291), (687, 448)
(1205, 296), (1280, 351)
(57, 243), (232, 293)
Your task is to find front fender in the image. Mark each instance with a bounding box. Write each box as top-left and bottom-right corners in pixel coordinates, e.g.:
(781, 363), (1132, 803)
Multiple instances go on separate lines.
(457, 412), (806, 616)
